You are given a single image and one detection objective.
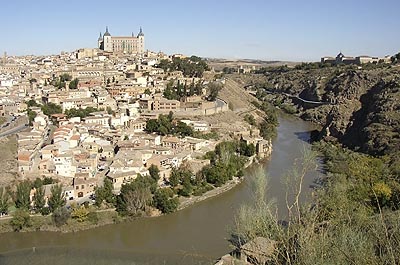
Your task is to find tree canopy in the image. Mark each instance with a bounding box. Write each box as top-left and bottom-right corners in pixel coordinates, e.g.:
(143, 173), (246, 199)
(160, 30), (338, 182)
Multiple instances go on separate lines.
(157, 56), (209, 78)
(145, 112), (194, 137)
(52, 74), (72, 89)
(41, 103), (63, 116)
(163, 80), (203, 100)
(64, 107), (99, 119)
(153, 188), (179, 214)
(206, 82), (223, 101)
(68, 78), (79, 89)
(48, 184), (66, 212)
(115, 175), (154, 216)
(14, 181), (31, 210)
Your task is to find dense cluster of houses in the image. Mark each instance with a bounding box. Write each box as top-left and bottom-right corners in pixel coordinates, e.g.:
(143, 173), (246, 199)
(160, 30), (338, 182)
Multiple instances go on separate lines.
(0, 49), (270, 205)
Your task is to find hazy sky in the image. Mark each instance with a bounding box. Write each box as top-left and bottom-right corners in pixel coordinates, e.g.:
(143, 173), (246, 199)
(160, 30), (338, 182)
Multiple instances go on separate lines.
(2, 0), (399, 61)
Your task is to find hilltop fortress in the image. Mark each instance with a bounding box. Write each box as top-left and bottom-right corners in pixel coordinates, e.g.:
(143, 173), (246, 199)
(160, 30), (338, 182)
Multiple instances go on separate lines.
(98, 26), (145, 54)
(321, 52), (391, 65)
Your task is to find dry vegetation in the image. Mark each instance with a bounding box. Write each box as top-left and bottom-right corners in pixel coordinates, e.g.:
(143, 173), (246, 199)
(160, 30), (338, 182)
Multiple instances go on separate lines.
(0, 135), (18, 187)
(198, 78), (267, 141)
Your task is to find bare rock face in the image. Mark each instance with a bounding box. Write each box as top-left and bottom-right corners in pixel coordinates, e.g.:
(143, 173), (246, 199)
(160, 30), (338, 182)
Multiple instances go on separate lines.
(236, 66), (400, 156)
(215, 237), (277, 265)
(342, 79), (400, 155)
(239, 237), (277, 264)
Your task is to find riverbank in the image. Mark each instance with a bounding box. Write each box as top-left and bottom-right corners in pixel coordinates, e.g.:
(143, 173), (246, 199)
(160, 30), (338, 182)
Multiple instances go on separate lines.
(178, 177), (243, 210)
(178, 154), (259, 210)
(0, 154), (266, 234)
(0, 209), (118, 234)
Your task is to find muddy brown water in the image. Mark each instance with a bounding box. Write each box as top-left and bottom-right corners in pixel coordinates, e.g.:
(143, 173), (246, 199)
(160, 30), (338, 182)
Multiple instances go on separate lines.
(0, 115), (322, 265)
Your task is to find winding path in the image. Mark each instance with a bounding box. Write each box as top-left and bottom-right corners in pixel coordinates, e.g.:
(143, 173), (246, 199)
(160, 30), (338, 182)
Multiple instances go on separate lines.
(249, 89), (333, 106)
(0, 124), (27, 138)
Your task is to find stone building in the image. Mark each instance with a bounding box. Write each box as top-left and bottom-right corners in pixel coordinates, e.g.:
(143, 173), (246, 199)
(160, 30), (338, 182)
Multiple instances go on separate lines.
(98, 26), (144, 54)
(321, 52), (391, 65)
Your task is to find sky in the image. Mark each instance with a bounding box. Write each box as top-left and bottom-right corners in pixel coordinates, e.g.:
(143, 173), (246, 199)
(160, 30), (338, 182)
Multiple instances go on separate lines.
(1, 0), (399, 61)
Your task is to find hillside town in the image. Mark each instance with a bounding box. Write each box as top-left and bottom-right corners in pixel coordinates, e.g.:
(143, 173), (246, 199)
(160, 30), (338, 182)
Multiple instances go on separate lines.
(0, 28), (272, 210)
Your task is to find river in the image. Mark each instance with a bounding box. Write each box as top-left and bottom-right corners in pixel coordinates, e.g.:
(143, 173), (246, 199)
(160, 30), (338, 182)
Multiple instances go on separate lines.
(0, 115), (321, 265)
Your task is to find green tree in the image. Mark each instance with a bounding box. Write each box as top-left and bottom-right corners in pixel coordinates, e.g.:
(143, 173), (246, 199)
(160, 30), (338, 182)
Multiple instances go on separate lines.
(149, 164), (160, 182)
(94, 178), (115, 207)
(26, 99), (39, 108)
(10, 209), (31, 231)
(0, 187), (10, 215)
(43, 177), (57, 185)
(158, 114), (173, 134)
(52, 207), (70, 227)
(68, 78), (79, 89)
(106, 106), (113, 115)
(239, 141), (256, 157)
(33, 186), (46, 214)
(207, 82), (223, 101)
(163, 81), (178, 100)
(157, 57), (209, 78)
(169, 169), (180, 187)
(64, 107), (99, 119)
(244, 114), (256, 126)
(59, 73), (72, 82)
(169, 166), (193, 188)
(116, 175), (154, 216)
(199, 141), (247, 187)
(32, 177), (43, 189)
(178, 175), (193, 197)
(54, 74), (72, 89)
(14, 181), (31, 210)
(27, 109), (37, 126)
(48, 184), (65, 212)
(153, 188), (179, 214)
(144, 88), (151, 95)
(41, 103), (62, 116)
(260, 120), (277, 140)
(87, 211), (99, 224)
(145, 119), (159, 133)
(176, 121), (194, 137)
(103, 178), (115, 203)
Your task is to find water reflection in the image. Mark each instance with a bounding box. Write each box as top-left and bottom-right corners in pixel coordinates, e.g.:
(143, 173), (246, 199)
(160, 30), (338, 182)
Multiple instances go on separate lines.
(0, 247), (212, 265)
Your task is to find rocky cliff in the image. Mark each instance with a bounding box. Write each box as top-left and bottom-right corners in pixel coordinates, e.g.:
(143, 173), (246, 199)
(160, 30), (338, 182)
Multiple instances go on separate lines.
(233, 65), (400, 156)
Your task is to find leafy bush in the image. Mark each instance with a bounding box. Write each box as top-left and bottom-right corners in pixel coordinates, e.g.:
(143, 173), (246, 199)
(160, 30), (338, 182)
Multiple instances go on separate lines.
(52, 207), (70, 227)
(87, 212), (99, 224)
(10, 209), (31, 231)
(71, 205), (90, 222)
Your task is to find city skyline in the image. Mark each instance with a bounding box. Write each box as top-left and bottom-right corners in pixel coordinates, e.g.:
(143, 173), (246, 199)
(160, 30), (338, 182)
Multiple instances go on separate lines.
(2, 0), (399, 61)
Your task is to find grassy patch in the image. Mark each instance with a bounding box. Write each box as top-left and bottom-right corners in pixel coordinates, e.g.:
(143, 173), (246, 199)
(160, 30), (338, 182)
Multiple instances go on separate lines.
(0, 117), (6, 126)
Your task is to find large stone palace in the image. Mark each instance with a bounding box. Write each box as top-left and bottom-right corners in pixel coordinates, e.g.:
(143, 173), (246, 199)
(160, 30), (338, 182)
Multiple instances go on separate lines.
(321, 52), (391, 65)
(98, 26), (144, 54)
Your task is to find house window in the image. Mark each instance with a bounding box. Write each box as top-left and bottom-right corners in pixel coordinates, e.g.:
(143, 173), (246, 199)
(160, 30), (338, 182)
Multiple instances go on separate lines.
(81, 185), (84, 189)
(76, 186), (79, 190)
